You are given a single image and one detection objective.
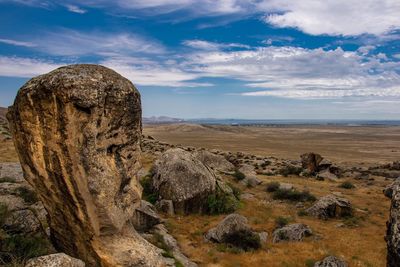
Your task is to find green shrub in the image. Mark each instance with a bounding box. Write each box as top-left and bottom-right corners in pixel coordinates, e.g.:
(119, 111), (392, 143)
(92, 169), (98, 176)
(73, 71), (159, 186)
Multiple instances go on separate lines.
(275, 216), (290, 228)
(305, 259), (316, 267)
(279, 166), (303, 177)
(223, 229), (261, 251)
(297, 209), (308, 217)
(14, 187), (38, 204)
(272, 189), (316, 202)
(339, 181), (355, 189)
(266, 182), (280, 192)
(206, 192), (239, 215)
(0, 177), (16, 183)
(232, 169), (246, 181)
(140, 176), (159, 204)
(0, 234), (51, 264)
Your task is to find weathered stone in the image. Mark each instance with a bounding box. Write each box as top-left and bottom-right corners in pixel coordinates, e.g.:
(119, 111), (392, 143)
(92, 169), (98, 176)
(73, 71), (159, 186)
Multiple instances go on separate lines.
(306, 195), (352, 219)
(301, 153), (323, 174)
(152, 148), (216, 214)
(386, 176), (400, 267)
(314, 256), (348, 267)
(317, 169), (338, 181)
(194, 150), (234, 172)
(7, 65), (164, 266)
(272, 223), (312, 243)
(240, 175), (262, 187)
(205, 213), (250, 243)
(132, 200), (161, 232)
(384, 178), (400, 199)
(25, 253), (85, 267)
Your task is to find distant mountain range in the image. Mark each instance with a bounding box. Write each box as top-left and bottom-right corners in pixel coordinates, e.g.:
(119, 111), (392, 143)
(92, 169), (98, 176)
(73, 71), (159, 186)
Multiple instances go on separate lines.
(143, 116), (185, 124)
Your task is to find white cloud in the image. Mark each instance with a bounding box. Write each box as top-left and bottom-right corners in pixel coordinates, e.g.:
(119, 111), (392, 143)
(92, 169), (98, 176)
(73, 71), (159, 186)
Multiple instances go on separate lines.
(0, 56), (62, 77)
(261, 0), (400, 36)
(0, 38), (36, 47)
(65, 4), (86, 14)
(182, 39), (250, 51)
(31, 30), (165, 56)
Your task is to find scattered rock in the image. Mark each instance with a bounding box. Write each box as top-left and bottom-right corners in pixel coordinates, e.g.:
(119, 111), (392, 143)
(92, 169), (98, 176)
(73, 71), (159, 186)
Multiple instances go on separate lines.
(132, 200), (161, 232)
(152, 148), (217, 214)
(317, 169), (338, 181)
(7, 65), (165, 266)
(25, 253), (85, 267)
(240, 175), (262, 187)
(279, 183), (294, 191)
(314, 256), (347, 267)
(306, 195), (352, 219)
(272, 223), (312, 243)
(205, 214), (250, 243)
(258, 231), (268, 244)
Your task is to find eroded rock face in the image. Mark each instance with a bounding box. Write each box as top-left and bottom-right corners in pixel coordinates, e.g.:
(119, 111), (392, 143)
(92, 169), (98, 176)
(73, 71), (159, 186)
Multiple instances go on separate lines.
(152, 148), (217, 214)
(7, 64), (164, 266)
(301, 152), (323, 174)
(386, 177), (400, 267)
(25, 253), (85, 267)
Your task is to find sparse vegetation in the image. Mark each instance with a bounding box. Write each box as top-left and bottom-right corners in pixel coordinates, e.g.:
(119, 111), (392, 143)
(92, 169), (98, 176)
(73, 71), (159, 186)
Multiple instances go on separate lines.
(272, 188), (316, 202)
(266, 181), (280, 192)
(232, 169), (246, 181)
(305, 259), (316, 267)
(140, 175), (159, 204)
(14, 187), (38, 204)
(297, 209), (308, 217)
(206, 191), (239, 215)
(279, 165), (303, 177)
(339, 181), (355, 189)
(228, 184), (241, 200)
(275, 216), (290, 228)
(223, 229), (261, 251)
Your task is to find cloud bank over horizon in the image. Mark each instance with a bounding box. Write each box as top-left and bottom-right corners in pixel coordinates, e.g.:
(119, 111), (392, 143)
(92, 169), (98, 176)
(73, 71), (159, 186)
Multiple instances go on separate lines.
(0, 0), (399, 119)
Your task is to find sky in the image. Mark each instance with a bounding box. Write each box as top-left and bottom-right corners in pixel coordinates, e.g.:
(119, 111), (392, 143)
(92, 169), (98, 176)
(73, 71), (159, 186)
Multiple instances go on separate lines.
(0, 0), (400, 119)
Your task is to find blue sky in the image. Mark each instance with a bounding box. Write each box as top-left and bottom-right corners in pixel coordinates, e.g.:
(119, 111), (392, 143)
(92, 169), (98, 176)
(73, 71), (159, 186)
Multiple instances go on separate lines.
(0, 0), (400, 119)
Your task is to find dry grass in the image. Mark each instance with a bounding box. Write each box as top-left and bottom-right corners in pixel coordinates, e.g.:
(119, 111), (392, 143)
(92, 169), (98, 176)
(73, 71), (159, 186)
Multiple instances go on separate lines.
(162, 172), (389, 267)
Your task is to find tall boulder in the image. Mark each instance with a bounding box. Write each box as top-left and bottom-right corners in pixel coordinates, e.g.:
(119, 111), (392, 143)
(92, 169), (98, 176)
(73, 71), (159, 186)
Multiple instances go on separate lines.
(152, 148), (216, 214)
(385, 177), (400, 267)
(301, 152), (323, 174)
(7, 65), (164, 266)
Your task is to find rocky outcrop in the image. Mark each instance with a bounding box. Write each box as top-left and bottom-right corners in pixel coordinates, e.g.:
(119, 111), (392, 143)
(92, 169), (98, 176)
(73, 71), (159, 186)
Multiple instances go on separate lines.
(384, 178), (400, 198)
(132, 200), (161, 232)
(272, 223), (312, 243)
(314, 256), (347, 267)
(151, 148), (217, 214)
(385, 176), (400, 267)
(306, 195), (352, 219)
(25, 253), (85, 267)
(301, 153), (323, 174)
(7, 65), (165, 266)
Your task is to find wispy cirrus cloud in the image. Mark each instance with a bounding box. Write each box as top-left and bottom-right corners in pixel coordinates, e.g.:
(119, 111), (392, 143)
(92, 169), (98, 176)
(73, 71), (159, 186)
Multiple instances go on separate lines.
(0, 38), (36, 47)
(0, 56), (62, 77)
(182, 39), (250, 51)
(64, 4), (86, 14)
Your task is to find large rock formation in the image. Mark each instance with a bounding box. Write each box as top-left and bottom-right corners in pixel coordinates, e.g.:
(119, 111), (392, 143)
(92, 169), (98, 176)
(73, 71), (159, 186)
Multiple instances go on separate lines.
(301, 152), (323, 174)
(306, 195), (352, 219)
(151, 148), (217, 214)
(385, 177), (400, 267)
(7, 65), (164, 266)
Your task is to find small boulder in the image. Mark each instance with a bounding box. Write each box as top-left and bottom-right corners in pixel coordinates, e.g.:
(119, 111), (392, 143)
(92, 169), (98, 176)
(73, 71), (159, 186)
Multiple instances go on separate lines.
(384, 178), (400, 198)
(306, 195), (352, 219)
(205, 214), (261, 250)
(272, 223), (312, 243)
(132, 200), (161, 232)
(317, 169), (338, 181)
(240, 175), (262, 187)
(25, 253), (85, 267)
(314, 256), (348, 267)
(152, 148), (217, 214)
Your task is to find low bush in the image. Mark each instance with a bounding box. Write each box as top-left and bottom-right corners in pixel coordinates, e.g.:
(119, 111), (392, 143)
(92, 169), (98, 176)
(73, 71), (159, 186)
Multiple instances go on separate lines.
(223, 229), (261, 251)
(339, 181), (355, 189)
(275, 216), (290, 228)
(206, 192), (239, 215)
(140, 176), (159, 204)
(305, 259), (316, 267)
(266, 182), (280, 192)
(15, 187), (38, 204)
(297, 209), (308, 217)
(0, 203), (9, 227)
(232, 169), (246, 181)
(272, 189), (316, 202)
(279, 165), (303, 177)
